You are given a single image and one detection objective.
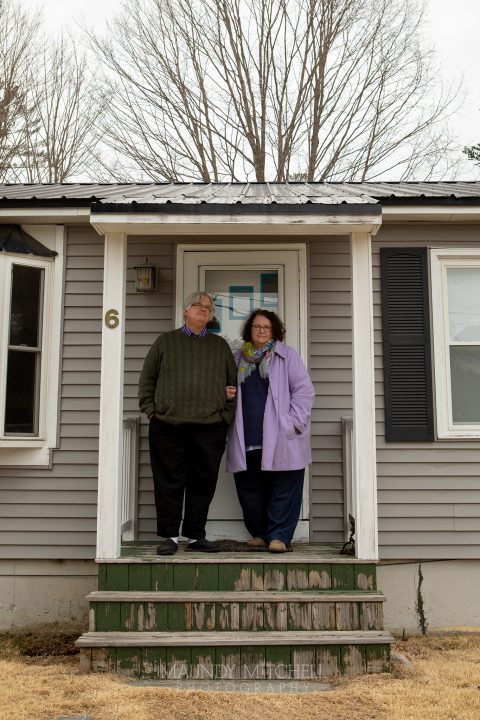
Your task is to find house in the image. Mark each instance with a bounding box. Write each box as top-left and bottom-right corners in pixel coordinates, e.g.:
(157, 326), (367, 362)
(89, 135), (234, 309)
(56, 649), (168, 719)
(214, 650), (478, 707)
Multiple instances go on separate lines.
(1, 182), (479, 674)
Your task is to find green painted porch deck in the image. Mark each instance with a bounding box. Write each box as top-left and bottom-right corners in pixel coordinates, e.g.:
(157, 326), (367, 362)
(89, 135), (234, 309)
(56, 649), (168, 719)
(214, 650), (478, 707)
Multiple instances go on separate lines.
(116, 542), (368, 564)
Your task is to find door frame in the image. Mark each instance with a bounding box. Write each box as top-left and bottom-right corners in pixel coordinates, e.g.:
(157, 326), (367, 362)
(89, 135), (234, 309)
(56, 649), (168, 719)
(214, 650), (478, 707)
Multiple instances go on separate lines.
(176, 243), (308, 359)
(175, 242), (310, 538)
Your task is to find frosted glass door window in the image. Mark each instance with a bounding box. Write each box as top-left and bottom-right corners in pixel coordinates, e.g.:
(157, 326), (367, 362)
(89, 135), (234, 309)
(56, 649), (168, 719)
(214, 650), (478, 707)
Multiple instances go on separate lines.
(447, 268), (480, 424)
(204, 269), (279, 351)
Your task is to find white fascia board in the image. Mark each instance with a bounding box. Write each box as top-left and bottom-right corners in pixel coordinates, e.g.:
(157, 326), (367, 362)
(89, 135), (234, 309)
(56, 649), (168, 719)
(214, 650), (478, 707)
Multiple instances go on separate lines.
(0, 207), (90, 223)
(382, 206), (480, 222)
(90, 212), (382, 236)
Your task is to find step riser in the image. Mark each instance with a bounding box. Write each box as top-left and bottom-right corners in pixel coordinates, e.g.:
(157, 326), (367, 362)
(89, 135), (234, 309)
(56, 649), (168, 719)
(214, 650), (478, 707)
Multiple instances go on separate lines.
(80, 644), (390, 678)
(90, 601), (384, 632)
(98, 563), (377, 592)
(82, 557), (389, 679)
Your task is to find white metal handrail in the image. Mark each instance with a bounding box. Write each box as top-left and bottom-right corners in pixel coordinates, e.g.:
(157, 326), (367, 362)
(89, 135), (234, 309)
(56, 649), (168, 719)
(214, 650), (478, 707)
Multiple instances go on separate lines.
(121, 416), (140, 541)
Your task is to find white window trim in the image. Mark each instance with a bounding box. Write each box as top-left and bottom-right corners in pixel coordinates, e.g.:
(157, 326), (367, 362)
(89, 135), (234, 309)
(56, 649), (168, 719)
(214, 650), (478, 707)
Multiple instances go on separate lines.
(0, 225), (65, 466)
(430, 247), (480, 440)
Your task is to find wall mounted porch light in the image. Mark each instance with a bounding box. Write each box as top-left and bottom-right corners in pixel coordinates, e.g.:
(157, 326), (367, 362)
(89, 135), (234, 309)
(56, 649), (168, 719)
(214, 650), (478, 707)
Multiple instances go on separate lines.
(134, 258), (156, 292)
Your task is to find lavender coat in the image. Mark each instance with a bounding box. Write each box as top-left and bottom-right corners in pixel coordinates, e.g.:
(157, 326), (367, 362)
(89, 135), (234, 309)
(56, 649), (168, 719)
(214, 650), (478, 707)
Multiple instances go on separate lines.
(226, 342), (315, 473)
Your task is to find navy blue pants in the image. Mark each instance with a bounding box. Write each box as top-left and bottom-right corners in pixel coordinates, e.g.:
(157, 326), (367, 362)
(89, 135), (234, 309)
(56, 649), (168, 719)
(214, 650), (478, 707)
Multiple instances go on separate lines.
(234, 450), (304, 545)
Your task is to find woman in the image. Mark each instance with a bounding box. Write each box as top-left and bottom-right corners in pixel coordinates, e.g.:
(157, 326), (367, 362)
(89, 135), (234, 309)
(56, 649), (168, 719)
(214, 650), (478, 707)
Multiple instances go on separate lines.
(226, 309), (314, 553)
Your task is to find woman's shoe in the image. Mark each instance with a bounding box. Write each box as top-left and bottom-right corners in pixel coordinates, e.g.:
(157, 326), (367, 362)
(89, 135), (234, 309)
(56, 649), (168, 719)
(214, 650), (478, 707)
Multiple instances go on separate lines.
(269, 539), (287, 553)
(246, 537), (266, 548)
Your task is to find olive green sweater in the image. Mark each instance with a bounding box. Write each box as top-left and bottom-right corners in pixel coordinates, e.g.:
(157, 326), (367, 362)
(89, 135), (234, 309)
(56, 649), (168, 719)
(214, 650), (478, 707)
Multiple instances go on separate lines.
(138, 329), (237, 425)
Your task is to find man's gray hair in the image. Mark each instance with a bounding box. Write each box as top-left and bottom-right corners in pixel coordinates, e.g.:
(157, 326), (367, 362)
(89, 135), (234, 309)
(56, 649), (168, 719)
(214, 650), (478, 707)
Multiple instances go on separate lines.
(183, 291), (215, 320)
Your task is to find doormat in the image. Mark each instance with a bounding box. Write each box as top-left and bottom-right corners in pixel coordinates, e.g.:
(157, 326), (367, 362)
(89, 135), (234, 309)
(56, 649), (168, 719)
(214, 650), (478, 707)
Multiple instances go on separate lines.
(216, 539), (293, 552)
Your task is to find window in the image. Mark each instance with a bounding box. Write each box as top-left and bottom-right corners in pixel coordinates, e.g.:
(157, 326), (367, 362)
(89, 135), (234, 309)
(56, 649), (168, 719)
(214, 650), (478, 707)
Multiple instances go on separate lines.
(0, 225), (64, 465)
(431, 249), (480, 439)
(5, 264), (44, 435)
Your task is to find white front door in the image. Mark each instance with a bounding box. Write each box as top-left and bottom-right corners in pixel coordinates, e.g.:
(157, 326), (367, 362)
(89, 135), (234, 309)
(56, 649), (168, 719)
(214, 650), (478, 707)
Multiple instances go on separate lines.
(176, 244), (308, 540)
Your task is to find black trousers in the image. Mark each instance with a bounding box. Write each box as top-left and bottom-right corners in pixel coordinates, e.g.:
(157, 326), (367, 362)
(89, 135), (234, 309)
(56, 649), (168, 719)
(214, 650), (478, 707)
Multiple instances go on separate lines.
(148, 417), (228, 539)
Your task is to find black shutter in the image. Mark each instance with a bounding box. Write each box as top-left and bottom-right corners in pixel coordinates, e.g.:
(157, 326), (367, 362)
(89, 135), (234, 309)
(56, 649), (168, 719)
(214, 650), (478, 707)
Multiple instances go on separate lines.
(380, 248), (434, 442)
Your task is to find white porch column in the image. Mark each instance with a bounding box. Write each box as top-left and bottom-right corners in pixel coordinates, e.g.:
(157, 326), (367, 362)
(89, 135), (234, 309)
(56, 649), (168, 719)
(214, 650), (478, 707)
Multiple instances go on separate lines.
(96, 232), (127, 560)
(350, 231), (378, 560)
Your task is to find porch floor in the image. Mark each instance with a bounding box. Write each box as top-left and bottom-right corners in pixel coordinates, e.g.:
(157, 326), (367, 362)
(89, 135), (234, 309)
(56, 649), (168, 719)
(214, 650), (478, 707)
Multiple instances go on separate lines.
(115, 541), (372, 564)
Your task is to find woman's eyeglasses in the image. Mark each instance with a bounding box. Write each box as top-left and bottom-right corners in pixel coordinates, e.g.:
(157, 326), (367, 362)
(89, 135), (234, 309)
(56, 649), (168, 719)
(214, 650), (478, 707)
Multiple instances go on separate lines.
(252, 324), (272, 332)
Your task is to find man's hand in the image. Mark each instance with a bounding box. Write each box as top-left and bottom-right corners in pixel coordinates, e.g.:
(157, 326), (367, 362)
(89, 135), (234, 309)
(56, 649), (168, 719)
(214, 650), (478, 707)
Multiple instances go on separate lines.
(226, 385), (237, 400)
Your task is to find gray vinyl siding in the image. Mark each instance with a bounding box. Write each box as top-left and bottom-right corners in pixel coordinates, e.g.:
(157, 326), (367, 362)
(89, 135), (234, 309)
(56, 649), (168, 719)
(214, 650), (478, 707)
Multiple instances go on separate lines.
(0, 225), (102, 559)
(4, 222), (479, 561)
(126, 234), (351, 542)
(309, 238), (352, 543)
(374, 224), (480, 559)
(124, 235), (175, 538)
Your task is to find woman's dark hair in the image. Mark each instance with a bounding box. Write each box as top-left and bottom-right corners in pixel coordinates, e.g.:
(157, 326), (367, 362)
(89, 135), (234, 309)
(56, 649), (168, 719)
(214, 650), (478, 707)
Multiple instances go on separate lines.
(242, 309), (286, 342)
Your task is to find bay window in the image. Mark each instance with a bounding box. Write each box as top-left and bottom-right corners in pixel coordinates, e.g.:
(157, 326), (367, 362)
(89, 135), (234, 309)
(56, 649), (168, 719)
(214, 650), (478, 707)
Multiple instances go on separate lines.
(0, 225), (64, 465)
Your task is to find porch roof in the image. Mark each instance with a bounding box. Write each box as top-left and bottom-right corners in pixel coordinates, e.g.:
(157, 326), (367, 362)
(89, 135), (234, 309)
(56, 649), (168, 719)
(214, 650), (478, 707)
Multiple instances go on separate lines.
(1, 181), (480, 210)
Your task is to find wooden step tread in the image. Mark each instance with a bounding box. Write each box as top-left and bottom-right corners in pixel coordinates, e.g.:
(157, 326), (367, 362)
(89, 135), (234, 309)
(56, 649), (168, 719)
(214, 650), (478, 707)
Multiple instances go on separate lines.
(110, 555), (377, 564)
(87, 590), (385, 603)
(76, 630), (394, 648)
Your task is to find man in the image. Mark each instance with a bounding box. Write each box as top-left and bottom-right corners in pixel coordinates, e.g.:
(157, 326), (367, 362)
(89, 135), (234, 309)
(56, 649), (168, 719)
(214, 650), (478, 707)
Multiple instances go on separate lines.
(139, 292), (237, 555)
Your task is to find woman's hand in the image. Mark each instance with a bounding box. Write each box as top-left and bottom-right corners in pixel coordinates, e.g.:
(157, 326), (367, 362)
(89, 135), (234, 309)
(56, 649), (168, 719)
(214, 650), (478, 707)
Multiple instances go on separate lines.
(226, 385), (237, 400)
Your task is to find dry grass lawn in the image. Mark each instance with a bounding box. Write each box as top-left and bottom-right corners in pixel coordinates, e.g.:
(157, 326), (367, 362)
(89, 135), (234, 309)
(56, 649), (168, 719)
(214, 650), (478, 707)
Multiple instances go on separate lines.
(1, 630), (479, 720)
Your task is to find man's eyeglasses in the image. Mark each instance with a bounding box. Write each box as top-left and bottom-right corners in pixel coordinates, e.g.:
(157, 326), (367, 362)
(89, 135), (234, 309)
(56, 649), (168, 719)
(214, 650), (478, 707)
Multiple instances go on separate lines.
(252, 324), (272, 332)
(191, 302), (212, 311)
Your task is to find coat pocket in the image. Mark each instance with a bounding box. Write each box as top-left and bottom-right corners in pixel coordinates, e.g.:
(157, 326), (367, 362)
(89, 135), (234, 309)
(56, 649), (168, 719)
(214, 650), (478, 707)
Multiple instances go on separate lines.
(279, 414), (297, 440)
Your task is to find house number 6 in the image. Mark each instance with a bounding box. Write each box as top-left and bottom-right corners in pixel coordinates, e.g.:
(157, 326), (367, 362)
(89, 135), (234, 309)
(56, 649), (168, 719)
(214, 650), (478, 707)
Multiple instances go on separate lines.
(105, 309), (120, 329)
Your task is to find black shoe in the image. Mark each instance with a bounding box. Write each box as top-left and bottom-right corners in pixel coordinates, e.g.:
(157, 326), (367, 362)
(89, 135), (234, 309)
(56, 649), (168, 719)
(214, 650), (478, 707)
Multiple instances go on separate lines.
(156, 538), (178, 556)
(185, 538), (220, 553)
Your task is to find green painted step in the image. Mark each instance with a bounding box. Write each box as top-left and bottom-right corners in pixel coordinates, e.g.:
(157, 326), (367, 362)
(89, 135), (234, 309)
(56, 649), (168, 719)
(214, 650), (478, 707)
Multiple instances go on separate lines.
(77, 630), (393, 678)
(97, 561), (377, 592)
(87, 590), (384, 602)
(88, 591), (385, 632)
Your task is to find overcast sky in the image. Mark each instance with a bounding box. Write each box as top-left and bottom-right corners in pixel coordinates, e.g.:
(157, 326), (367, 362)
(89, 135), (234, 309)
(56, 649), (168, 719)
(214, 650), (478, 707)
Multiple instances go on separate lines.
(23, 0), (480, 172)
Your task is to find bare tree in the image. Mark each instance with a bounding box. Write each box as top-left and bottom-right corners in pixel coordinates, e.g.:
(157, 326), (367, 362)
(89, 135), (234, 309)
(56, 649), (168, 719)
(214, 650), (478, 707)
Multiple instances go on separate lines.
(19, 37), (108, 183)
(0, 0), (41, 181)
(464, 144), (480, 166)
(91, 0), (461, 182)
(0, 0), (106, 183)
